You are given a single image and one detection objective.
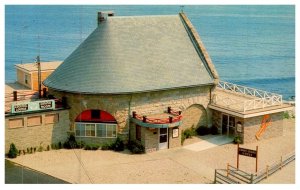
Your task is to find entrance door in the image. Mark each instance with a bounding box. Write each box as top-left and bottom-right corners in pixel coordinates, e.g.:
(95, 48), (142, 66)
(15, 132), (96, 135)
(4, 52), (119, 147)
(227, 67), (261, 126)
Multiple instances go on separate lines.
(222, 114), (235, 136)
(222, 115), (228, 135)
(159, 128), (168, 150)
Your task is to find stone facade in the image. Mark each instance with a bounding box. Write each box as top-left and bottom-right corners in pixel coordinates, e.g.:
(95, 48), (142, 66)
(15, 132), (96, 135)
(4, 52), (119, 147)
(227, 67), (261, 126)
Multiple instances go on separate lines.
(168, 127), (181, 148)
(211, 110), (283, 143)
(5, 109), (69, 153)
(48, 85), (213, 144)
(129, 123), (181, 152)
(243, 112), (283, 143)
(181, 104), (208, 131)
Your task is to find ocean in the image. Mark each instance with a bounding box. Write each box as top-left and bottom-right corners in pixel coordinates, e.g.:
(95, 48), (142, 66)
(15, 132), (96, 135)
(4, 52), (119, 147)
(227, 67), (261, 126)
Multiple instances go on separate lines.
(5, 5), (295, 99)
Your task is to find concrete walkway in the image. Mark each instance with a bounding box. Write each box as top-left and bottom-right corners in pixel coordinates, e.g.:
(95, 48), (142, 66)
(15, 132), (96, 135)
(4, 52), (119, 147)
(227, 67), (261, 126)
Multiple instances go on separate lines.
(183, 135), (233, 152)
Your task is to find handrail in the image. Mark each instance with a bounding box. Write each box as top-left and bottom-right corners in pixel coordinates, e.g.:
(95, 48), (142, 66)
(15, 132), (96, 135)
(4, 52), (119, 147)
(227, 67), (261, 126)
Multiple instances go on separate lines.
(212, 81), (283, 113)
(132, 108), (182, 124)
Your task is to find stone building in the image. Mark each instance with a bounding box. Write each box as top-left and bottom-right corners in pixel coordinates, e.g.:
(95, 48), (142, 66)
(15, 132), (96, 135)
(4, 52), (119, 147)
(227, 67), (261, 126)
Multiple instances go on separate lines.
(5, 12), (293, 153)
(43, 12), (219, 152)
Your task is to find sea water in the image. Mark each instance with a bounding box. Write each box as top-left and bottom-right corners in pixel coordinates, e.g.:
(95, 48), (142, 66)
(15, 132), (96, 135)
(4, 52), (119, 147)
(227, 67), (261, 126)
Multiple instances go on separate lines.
(5, 5), (295, 99)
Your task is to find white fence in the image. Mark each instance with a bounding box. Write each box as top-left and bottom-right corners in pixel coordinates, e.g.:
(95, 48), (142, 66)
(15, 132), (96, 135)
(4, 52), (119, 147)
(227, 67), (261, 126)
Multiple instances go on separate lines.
(212, 81), (283, 113)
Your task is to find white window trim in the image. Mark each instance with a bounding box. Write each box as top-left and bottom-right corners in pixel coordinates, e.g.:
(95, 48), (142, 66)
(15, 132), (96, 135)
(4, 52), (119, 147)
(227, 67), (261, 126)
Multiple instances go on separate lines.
(75, 122), (117, 138)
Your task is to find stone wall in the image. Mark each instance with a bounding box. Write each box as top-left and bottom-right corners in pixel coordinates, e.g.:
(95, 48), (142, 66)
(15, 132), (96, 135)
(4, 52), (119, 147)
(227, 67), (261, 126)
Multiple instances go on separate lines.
(181, 104), (207, 131)
(143, 127), (158, 153)
(5, 109), (69, 153)
(243, 112), (283, 143)
(168, 127), (181, 148)
(212, 110), (222, 133)
(48, 85), (213, 143)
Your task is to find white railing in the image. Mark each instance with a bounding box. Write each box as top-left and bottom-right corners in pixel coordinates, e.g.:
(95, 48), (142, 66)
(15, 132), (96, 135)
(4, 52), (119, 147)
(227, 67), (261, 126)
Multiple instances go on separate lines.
(218, 81), (282, 100)
(212, 81), (283, 113)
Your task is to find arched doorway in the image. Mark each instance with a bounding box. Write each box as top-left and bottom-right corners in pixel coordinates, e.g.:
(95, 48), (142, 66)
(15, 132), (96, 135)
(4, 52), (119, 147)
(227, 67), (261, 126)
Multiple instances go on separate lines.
(181, 104), (207, 131)
(74, 109), (118, 138)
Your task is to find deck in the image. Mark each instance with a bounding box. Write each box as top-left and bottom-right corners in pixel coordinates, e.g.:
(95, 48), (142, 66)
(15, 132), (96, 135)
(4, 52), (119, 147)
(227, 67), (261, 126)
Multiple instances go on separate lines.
(209, 81), (293, 118)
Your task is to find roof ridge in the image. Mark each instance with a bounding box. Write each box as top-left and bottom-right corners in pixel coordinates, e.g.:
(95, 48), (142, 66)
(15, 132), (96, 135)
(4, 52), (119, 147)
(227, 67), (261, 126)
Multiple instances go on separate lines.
(179, 12), (219, 84)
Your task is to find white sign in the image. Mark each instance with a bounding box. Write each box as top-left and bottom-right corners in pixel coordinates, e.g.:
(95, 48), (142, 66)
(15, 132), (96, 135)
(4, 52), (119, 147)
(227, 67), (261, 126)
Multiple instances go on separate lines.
(237, 123), (243, 133)
(11, 99), (55, 113)
(172, 128), (179, 138)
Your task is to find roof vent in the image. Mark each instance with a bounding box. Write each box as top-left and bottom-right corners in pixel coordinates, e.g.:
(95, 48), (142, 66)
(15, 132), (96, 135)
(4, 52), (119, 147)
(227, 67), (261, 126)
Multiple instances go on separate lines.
(97, 11), (114, 25)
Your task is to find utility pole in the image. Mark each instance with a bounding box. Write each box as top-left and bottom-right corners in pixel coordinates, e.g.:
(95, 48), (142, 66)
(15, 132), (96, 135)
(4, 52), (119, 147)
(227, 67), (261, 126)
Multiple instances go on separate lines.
(37, 55), (41, 98)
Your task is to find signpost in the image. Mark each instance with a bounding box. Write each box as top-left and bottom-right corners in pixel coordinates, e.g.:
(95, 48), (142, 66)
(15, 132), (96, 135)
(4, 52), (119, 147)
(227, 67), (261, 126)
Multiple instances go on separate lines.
(237, 144), (258, 172)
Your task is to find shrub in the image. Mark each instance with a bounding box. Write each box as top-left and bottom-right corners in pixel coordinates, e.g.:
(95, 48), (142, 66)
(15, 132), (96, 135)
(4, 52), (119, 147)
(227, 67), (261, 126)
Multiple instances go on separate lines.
(8, 143), (18, 158)
(196, 126), (210, 136)
(38, 145), (43, 152)
(51, 144), (56, 150)
(101, 143), (112, 150)
(77, 141), (86, 149)
(63, 134), (78, 149)
(111, 137), (124, 152)
(233, 136), (242, 144)
(183, 128), (196, 138)
(210, 126), (219, 135)
(91, 144), (100, 150)
(283, 111), (290, 119)
(84, 144), (91, 150)
(128, 140), (145, 154)
(181, 128), (197, 145)
(58, 142), (62, 149)
(84, 143), (100, 150)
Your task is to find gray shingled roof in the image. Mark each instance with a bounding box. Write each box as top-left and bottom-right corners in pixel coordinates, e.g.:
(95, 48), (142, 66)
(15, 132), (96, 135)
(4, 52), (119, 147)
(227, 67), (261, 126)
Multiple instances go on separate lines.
(43, 14), (215, 94)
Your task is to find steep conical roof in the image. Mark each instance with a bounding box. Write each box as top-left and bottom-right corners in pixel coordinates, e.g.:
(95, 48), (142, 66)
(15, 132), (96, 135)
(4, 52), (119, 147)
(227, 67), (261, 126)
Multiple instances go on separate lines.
(43, 14), (216, 94)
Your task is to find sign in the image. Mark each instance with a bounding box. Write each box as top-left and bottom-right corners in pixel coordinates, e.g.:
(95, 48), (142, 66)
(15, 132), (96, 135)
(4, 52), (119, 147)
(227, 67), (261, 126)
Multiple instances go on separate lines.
(39, 101), (53, 109)
(14, 104), (28, 112)
(238, 147), (257, 158)
(236, 123), (243, 133)
(237, 144), (259, 172)
(11, 99), (55, 113)
(172, 128), (179, 138)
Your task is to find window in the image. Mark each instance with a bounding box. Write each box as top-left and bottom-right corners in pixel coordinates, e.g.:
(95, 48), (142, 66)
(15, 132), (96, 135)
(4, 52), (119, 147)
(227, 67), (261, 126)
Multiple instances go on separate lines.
(85, 124), (95, 136)
(229, 116), (235, 127)
(107, 124), (117, 137)
(75, 122), (117, 138)
(136, 125), (141, 141)
(24, 74), (29, 84)
(76, 124), (85, 136)
(96, 124), (106, 137)
(91, 110), (100, 119)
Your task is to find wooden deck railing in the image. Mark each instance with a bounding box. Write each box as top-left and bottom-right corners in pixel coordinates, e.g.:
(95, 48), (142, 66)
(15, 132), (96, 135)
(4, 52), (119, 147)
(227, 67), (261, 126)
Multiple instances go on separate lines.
(212, 81), (283, 113)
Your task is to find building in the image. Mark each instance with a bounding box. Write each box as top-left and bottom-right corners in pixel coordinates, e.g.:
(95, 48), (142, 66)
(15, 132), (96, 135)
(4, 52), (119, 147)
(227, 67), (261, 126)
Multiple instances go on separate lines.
(5, 12), (293, 153)
(15, 61), (62, 91)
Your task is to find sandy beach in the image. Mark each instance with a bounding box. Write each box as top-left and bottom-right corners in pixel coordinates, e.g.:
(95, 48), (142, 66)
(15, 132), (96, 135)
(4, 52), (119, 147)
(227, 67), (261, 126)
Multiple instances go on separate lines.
(7, 118), (295, 184)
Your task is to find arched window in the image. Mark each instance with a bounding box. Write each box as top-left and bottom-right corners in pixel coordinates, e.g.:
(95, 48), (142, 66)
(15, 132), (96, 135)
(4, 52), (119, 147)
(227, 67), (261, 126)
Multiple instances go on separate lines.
(75, 109), (117, 138)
